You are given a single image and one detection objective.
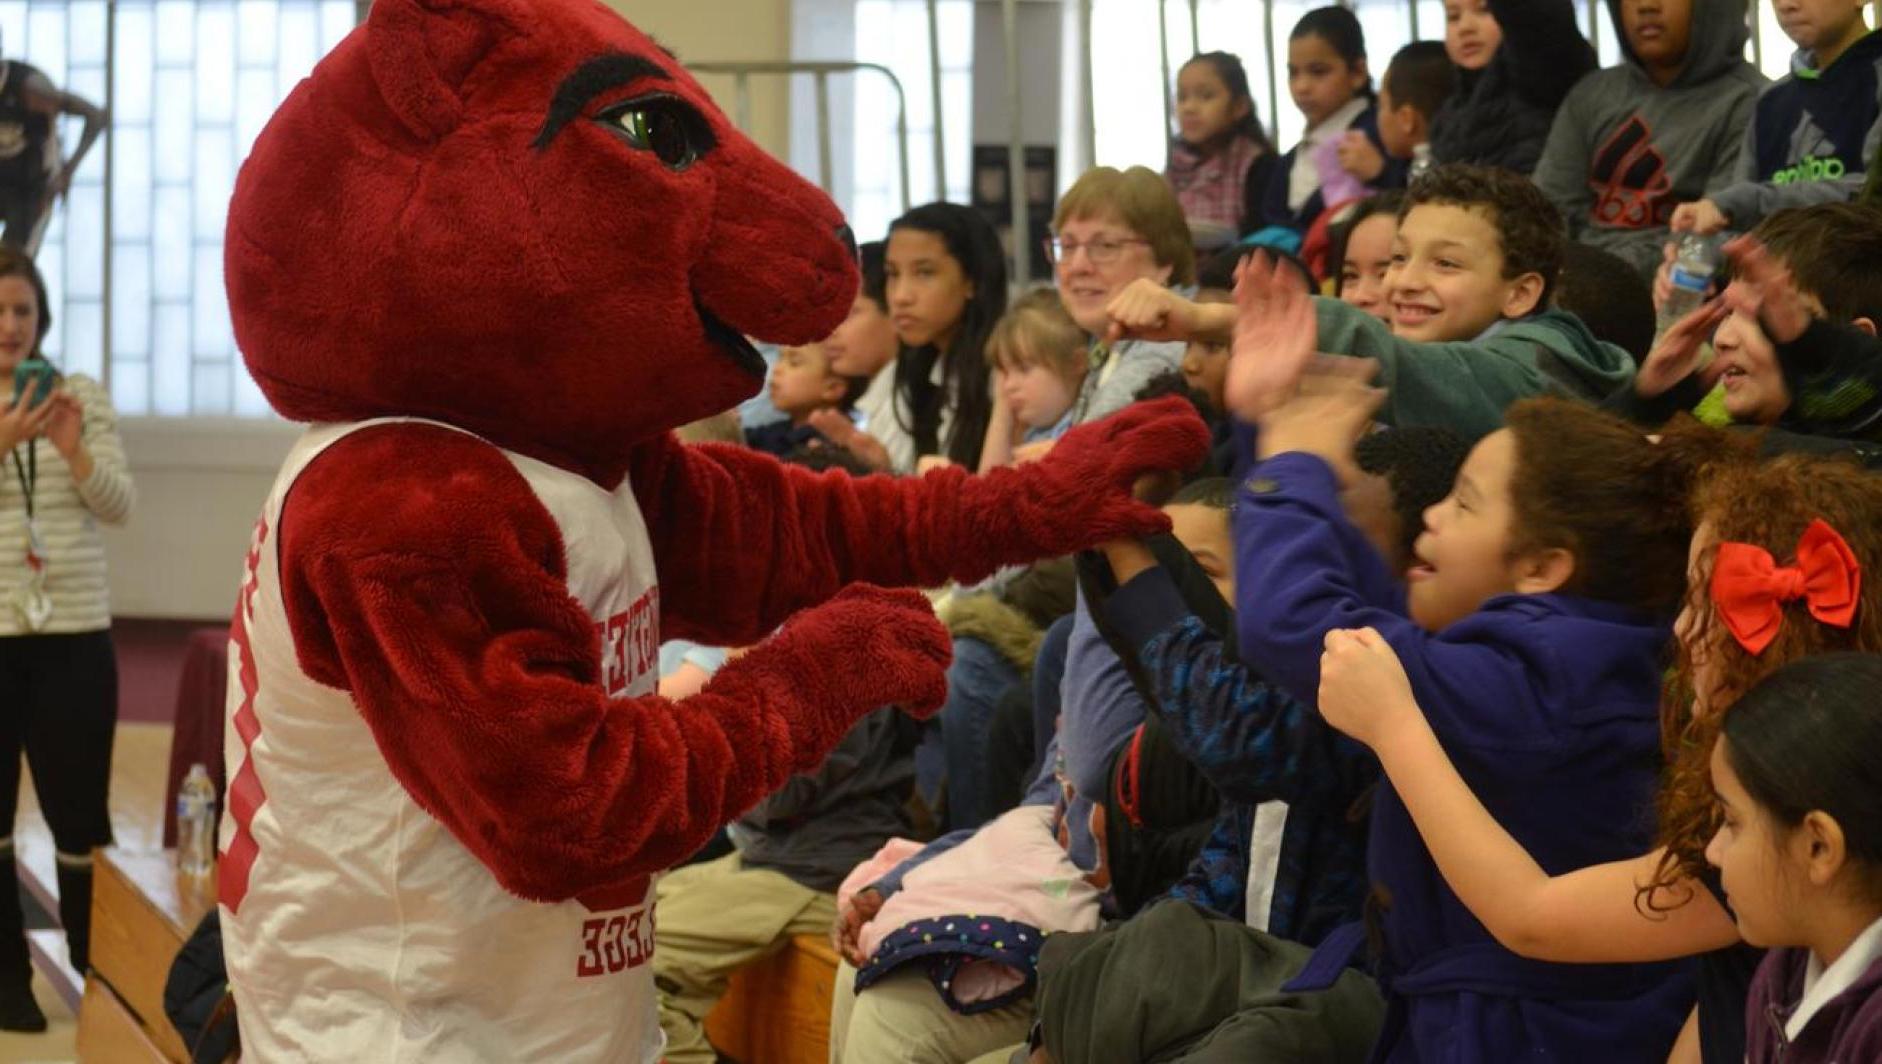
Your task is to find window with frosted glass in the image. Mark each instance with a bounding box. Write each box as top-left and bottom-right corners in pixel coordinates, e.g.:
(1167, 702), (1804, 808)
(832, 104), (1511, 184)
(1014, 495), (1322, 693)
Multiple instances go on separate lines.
(851, 0), (972, 245)
(7, 0), (356, 417)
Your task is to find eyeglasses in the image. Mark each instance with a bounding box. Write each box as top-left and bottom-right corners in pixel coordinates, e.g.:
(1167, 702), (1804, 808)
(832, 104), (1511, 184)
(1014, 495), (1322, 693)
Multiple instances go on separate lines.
(1043, 236), (1151, 266)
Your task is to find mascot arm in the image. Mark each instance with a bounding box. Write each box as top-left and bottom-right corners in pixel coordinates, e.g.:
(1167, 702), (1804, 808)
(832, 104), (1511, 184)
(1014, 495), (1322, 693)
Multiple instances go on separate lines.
(632, 395), (1212, 646)
(277, 425), (950, 899)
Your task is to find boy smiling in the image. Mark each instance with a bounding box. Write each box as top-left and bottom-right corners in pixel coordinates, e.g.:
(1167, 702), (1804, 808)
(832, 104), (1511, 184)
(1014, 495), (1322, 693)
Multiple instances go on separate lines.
(1103, 165), (1637, 440)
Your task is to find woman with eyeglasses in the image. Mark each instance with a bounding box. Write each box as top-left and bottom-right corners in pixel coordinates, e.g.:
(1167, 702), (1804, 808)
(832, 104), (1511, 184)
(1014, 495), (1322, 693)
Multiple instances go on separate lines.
(1046, 166), (1197, 455)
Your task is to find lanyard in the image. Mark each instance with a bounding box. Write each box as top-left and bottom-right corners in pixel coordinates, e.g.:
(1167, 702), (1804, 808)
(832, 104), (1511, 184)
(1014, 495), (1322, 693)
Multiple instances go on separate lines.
(10, 439), (33, 522)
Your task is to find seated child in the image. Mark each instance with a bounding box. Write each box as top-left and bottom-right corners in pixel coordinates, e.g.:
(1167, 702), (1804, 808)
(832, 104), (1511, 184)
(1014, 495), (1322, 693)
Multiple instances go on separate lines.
(1099, 429), (1466, 943)
(817, 240), (905, 467)
(1427, 0), (1595, 175)
(1238, 384), (1700, 1059)
(744, 341), (865, 456)
(980, 288), (1091, 469)
(828, 494), (1234, 1064)
(1615, 203), (1882, 452)
(1258, 7), (1405, 231)
(1112, 165), (1637, 439)
(1532, 0), (1766, 279)
(1328, 190), (1403, 322)
(652, 701), (920, 1064)
(1179, 289), (1234, 414)
(1165, 51), (1279, 243)
(1316, 442), (1882, 1064)
(1672, 2), (1880, 236)
(1719, 656), (1882, 1064)
(1371, 41), (1456, 179)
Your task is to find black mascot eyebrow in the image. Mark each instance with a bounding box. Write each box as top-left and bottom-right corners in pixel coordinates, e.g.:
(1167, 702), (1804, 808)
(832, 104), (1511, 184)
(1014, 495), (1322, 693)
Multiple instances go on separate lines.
(217, 0), (1208, 1056)
(533, 52), (714, 151)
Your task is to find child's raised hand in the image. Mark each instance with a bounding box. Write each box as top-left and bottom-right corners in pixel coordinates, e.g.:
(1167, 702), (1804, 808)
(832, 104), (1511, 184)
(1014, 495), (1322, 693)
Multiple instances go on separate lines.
(1225, 250), (1318, 423)
(1253, 356), (1381, 483)
(1722, 235), (1814, 345)
(1104, 278), (1204, 345)
(1669, 199), (1729, 237)
(1335, 130), (1385, 182)
(1318, 627), (1417, 748)
(1634, 297), (1729, 399)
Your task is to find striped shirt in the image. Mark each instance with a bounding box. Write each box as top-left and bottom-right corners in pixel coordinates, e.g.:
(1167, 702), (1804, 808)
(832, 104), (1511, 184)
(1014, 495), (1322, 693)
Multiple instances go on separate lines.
(0, 373), (134, 636)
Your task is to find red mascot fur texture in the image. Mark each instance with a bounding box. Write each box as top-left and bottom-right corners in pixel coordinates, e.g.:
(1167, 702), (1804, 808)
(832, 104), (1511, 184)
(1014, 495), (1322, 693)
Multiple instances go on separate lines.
(218, 0), (1207, 1058)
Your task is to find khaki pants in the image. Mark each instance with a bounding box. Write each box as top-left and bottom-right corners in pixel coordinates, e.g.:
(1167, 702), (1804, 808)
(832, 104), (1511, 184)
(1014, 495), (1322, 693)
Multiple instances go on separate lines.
(653, 852), (839, 1064)
(828, 958), (1034, 1064)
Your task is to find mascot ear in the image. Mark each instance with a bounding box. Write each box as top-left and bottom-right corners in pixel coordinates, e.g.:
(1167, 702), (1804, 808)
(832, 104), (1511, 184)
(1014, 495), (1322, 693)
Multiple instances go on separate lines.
(366, 0), (529, 141)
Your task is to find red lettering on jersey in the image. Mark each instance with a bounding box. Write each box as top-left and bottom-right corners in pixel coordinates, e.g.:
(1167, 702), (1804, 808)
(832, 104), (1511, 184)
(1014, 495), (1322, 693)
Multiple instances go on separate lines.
(221, 515), (272, 914)
(591, 587), (661, 697)
(575, 905), (657, 978)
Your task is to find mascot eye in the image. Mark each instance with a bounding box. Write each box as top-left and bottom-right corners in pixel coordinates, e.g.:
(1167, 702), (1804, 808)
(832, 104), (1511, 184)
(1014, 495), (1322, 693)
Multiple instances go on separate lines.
(607, 100), (701, 171)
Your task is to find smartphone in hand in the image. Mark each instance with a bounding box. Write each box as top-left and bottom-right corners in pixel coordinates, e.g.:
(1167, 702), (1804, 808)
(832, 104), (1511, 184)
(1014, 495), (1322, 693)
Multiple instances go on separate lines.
(11, 358), (57, 410)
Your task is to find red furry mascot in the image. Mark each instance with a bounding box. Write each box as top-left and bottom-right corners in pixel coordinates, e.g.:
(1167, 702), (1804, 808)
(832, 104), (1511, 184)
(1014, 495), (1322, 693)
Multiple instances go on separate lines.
(218, 0), (1205, 1057)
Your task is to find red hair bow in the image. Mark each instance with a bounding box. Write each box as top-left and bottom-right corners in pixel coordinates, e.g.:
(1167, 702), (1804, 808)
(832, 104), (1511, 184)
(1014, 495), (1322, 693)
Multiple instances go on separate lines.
(1710, 519), (1862, 655)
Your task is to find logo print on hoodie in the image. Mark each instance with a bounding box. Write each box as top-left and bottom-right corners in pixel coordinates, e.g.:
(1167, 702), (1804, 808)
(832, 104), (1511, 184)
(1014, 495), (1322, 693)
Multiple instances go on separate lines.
(1588, 114), (1675, 229)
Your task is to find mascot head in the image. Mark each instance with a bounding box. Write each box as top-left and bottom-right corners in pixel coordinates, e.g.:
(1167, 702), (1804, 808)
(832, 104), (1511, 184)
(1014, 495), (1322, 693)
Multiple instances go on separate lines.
(227, 0), (858, 481)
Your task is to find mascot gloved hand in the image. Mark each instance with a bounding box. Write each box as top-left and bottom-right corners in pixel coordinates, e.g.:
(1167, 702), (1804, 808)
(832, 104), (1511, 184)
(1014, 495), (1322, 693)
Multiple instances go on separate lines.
(218, 0), (1208, 1058)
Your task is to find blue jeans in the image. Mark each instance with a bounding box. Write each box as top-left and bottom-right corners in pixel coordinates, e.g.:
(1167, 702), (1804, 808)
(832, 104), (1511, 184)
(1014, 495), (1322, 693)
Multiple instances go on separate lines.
(915, 636), (1023, 832)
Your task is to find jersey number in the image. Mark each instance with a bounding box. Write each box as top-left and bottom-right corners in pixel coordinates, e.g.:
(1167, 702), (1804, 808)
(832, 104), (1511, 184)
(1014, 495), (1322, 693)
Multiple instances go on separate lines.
(576, 910), (654, 977)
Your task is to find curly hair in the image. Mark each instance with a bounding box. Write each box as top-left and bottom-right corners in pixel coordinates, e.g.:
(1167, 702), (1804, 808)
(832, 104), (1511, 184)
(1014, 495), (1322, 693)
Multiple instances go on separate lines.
(1644, 450), (1882, 910)
(1401, 164), (1566, 307)
(1501, 399), (1713, 615)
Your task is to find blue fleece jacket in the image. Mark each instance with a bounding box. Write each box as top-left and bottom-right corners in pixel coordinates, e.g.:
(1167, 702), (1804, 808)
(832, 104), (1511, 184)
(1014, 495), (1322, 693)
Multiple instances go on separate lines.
(1104, 568), (1374, 946)
(1234, 452), (1692, 1063)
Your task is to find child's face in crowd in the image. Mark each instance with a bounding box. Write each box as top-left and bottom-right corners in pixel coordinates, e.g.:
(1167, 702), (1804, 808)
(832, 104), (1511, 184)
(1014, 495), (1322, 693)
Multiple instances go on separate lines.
(1176, 61), (1249, 148)
(1621, 0), (1695, 84)
(768, 344), (847, 420)
(1774, 0), (1870, 53)
(1339, 213), (1398, 323)
(824, 293), (899, 379)
(1054, 212), (1173, 337)
(1409, 429), (1528, 630)
(887, 228), (974, 351)
(1711, 310), (1792, 426)
(1167, 502), (1236, 603)
(1374, 84), (1419, 160)
(1181, 336), (1230, 413)
(1287, 33), (1369, 128)
(1704, 738), (1810, 948)
(1387, 203), (1542, 342)
(1443, 0), (1504, 71)
(997, 353), (1082, 430)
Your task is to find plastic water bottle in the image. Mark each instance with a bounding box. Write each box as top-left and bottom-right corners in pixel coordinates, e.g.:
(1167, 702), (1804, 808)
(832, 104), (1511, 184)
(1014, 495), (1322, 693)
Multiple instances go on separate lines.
(1657, 232), (1721, 334)
(176, 764), (217, 878)
(1409, 143), (1433, 182)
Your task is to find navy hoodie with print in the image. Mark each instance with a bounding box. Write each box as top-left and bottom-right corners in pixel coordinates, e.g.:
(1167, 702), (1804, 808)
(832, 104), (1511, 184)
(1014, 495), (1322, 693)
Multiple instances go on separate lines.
(1533, 0), (1767, 279)
(1710, 30), (1882, 230)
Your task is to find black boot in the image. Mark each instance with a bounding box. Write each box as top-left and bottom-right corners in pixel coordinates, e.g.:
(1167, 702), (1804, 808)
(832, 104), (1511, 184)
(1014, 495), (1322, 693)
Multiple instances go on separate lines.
(0, 850), (45, 1033)
(55, 854), (93, 976)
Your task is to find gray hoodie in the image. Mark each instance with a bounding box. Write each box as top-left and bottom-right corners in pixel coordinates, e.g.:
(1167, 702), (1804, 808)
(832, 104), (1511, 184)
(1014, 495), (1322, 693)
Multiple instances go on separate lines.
(1533, 0), (1767, 278)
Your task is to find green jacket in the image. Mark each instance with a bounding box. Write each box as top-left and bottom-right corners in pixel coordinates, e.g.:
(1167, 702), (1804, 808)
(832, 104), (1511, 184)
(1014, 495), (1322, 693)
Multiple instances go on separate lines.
(1316, 298), (1638, 439)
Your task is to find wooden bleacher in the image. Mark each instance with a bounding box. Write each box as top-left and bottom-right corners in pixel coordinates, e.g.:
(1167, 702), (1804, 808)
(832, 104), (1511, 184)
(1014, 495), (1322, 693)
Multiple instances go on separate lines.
(705, 933), (841, 1064)
(75, 848), (216, 1062)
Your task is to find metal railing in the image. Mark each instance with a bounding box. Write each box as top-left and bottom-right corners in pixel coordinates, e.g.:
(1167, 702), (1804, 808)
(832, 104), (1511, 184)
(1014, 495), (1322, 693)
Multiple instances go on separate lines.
(685, 60), (924, 216)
